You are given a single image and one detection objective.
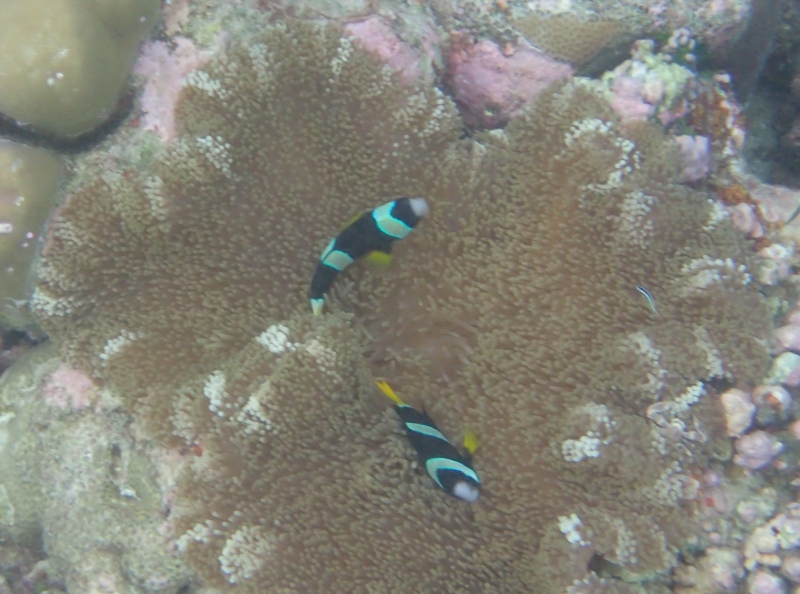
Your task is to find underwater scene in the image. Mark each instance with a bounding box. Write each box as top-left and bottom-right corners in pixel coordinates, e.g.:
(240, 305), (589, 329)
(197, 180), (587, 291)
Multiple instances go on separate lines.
(2, 0), (800, 592)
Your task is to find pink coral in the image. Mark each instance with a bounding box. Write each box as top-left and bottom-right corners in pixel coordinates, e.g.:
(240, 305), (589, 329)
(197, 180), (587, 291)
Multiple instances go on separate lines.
(134, 38), (213, 142)
(164, 0), (191, 36)
(775, 325), (800, 352)
(749, 571), (786, 594)
(720, 388), (756, 437)
(758, 243), (794, 285)
(43, 364), (97, 410)
(734, 431), (784, 470)
(346, 16), (434, 84)
(730, 203), (764, 238)
(446, 38), (573, 128)
(675, 135), (711, 182)
(749, 183), (800, 227)
(609, 76), (656, 121)
(781, 556), (800, 583)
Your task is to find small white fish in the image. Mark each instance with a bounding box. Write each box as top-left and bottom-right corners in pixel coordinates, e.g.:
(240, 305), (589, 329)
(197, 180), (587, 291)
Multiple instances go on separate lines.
(635, 285), (659, 317)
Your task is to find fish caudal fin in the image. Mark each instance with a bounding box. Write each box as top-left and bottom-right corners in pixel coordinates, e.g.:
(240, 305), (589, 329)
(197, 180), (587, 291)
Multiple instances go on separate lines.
(375, 380), (405, 406)
(462, 429), (479, 455)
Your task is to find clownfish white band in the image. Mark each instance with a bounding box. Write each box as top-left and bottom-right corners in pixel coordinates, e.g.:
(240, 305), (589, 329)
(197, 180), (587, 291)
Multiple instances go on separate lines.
(426, 457), (480, 487)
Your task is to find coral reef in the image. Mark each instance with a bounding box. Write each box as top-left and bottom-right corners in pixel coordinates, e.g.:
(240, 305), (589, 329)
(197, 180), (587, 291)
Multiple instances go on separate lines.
(445, 37), (573, 128)
(721, 388), (756, 437)
(0, 344), (193, 592)
(0, 0), (160, 138)
(429, 0), (756, 70)
(27, 17), (777, 592)
(603, 39), (696, 125)
(0, 141), (62, 330)
(734, 430), (783, 470)
(675, 135), (712, 182)
(345, 15), (437, 85)
(514, 11), (627, 69)
(134, 38), (214, 143)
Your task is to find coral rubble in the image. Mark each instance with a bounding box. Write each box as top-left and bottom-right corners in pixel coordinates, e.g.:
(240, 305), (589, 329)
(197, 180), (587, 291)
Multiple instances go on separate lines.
(29, 18), (773, 594)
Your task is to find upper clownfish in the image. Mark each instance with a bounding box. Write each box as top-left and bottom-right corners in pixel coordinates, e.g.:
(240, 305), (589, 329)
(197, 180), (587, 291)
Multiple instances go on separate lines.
(376, 380), (480, 502)
(309, 197), (429, 315)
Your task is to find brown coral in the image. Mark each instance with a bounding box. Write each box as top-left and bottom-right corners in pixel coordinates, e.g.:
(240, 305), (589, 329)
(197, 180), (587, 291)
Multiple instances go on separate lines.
(32, 21), (772, 593)
(514, 12), (626, 68)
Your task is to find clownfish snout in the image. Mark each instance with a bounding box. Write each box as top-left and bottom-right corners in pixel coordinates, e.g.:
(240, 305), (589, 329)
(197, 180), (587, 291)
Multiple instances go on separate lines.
(452, 480), (480, 502)
(408, 197), (429, 218)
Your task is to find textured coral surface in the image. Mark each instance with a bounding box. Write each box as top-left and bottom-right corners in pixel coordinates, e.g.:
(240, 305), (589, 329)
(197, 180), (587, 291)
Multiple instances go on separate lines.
(0, 0), (159, 137)
(29, 19), (774, 594)
(0, 141), (62, 329)
(0, 345), (193, 593)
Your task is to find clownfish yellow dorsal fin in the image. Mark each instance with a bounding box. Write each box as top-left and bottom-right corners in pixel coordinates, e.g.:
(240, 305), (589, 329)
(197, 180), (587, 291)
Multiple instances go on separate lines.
(341, 211), (365, 232)
(463, 430), (479, 455)
(363, 250), (393, 271)
(375, 380), (405, 406)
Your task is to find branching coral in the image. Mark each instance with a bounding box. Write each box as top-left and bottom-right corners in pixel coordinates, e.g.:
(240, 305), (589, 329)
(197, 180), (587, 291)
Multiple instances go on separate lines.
(32, 21), (772, 593)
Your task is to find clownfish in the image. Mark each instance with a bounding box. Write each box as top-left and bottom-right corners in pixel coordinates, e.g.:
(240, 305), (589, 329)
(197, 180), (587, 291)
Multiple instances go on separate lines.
(309, 197), (429, 315)
(376, 380), (480, 502)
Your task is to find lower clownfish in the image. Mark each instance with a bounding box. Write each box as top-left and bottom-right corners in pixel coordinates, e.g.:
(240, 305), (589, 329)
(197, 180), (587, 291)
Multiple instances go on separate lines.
(309, 197), (429, 315)
(376, 380), (480, 502)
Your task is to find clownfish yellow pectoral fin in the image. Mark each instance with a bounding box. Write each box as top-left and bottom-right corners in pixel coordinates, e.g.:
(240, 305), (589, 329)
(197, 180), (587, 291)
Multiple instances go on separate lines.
(463, 430), (479, 456)
(363, 250), (393, 271)
(375, 380), (405, 406)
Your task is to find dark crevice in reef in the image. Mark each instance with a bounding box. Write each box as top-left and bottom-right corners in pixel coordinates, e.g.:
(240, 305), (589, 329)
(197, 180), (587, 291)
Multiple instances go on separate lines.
(0, 328), (43, 377)
(741, 0), (800, 187)
(0, 86), (136, 155)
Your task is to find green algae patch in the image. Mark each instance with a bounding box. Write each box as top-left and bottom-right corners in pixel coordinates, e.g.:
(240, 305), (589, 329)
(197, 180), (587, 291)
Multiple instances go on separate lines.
(0, 0), (160, 138)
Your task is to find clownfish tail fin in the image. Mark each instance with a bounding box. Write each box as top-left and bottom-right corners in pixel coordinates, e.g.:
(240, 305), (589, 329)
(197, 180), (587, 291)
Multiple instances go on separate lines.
(375, 380), (405, 406)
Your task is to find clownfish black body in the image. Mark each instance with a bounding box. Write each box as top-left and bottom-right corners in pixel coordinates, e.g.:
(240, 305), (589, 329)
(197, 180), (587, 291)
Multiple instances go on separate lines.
(376, 380), (480, 502)
(309, 197), (429, 315)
